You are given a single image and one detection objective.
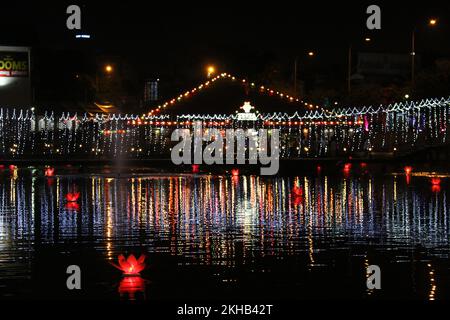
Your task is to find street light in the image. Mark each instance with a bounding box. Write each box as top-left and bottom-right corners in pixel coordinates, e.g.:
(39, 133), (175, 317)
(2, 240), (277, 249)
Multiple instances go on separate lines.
(105, 65), (113, 74)
(348, 38), (372, 93)
(411, 18), (438, 90)
(429, 18), (438, 26)
(207, 65), (216, 78)
(294, 51), (315, 97)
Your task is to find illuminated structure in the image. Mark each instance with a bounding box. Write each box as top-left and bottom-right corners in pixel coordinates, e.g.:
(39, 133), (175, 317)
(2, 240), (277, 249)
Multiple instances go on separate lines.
(0, 96), (449, 159)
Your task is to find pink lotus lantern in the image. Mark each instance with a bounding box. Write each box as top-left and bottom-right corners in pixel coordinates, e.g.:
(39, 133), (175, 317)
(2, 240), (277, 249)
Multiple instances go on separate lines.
(45, 167), (55, 177)
(112, 254), (146, 276)
(231, 169), (240, 176)
(431, 178), (441, 186)
(65, 192), (80, 202)
(192, 164), (199, 173)
(404, 166), (413, 175)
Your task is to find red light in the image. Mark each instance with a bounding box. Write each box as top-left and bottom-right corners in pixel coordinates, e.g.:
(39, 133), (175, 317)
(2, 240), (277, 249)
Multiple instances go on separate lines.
(118, 276), (145, 300)
(45, 167), (55, 177)
(192, 164), (199, 173)
(231, 169), (239, 176)
(317, 165), (322, 173)
(65, 192), (80, 202)
(344, 163), (352, 171)
(9, 165), (17, 171)
(112, 254), (146, 276)
(404, 166), (413, 175)
(431, 178), (441, 186)
(292, 186), (303, 197)
(432, 185), (441, 193)
(360, 162), (367, 169)
(65, 202), (80, 211)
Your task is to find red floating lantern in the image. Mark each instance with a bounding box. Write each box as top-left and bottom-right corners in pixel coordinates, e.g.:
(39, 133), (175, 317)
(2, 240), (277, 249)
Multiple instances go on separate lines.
(431, 178), (441, 186)
(65, 192), (80, 202)
(404, 166), (413, 175)
(45, 167), (55, 177)
(231, 169), (239, 176)
(112, 254), (146, 276)
(9, 165), (17, 171)
(192, 164), (199, 173)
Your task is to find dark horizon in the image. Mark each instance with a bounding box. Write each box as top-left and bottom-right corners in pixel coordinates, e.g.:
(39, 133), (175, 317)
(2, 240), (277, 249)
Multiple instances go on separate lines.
(2, 1), (450, 81)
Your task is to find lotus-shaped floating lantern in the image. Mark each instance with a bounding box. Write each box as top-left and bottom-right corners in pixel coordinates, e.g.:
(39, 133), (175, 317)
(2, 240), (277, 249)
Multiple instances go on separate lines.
(65, 192), (80, 202)
(404, 166), (413, 175)
(231, 169), (240, 176)
(431, 178), (441, 186)
(112, 254), (146, 276)
(192, 164), (200, 173)
(9, 165), (17, 171)
(45, 167), (55, 177)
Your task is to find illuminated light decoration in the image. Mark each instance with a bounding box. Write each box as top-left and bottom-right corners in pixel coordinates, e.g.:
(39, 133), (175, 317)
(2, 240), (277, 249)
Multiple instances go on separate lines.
(364, 116), (370, 132)
(316, 165), (322, 174)
(65, 192), (80, 202)
(75, 34), (91, 39)
(192, 164), (200, 173)
(231, 169), (240, 176)
(146, 72), (325, 115)
(118, 276), (145, 300)
(112, 254), (146, 276)
(1, 95), (450, 160)
(44, 167), (55, 177)
(344, 163), (352, 172)
(360, 162), (367, 169)
(404, 166), (413, 175)
(237, 101), (258, 121)
(9, 165), (17, 171)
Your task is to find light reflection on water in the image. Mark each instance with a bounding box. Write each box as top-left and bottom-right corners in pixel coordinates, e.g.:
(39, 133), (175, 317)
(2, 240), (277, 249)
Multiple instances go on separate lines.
(0, 169), (449, 299)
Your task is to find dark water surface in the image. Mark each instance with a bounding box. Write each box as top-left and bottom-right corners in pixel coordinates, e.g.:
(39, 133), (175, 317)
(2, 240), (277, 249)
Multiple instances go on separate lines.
(0, 164), (449, 301)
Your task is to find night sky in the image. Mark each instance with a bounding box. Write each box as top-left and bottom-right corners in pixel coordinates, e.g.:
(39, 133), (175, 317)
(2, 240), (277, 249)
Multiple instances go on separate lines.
(2, 1), (450, 92)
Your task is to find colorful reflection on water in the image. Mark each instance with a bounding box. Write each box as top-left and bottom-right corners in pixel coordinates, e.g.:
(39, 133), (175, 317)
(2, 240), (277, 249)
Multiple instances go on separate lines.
(0, 168), (449, 300)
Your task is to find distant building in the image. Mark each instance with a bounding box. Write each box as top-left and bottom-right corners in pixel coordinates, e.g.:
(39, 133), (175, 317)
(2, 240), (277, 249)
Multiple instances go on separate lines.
(144, 79), (159, 104)
(0, 46), (32, 106)
(352, 52), (415, 84)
